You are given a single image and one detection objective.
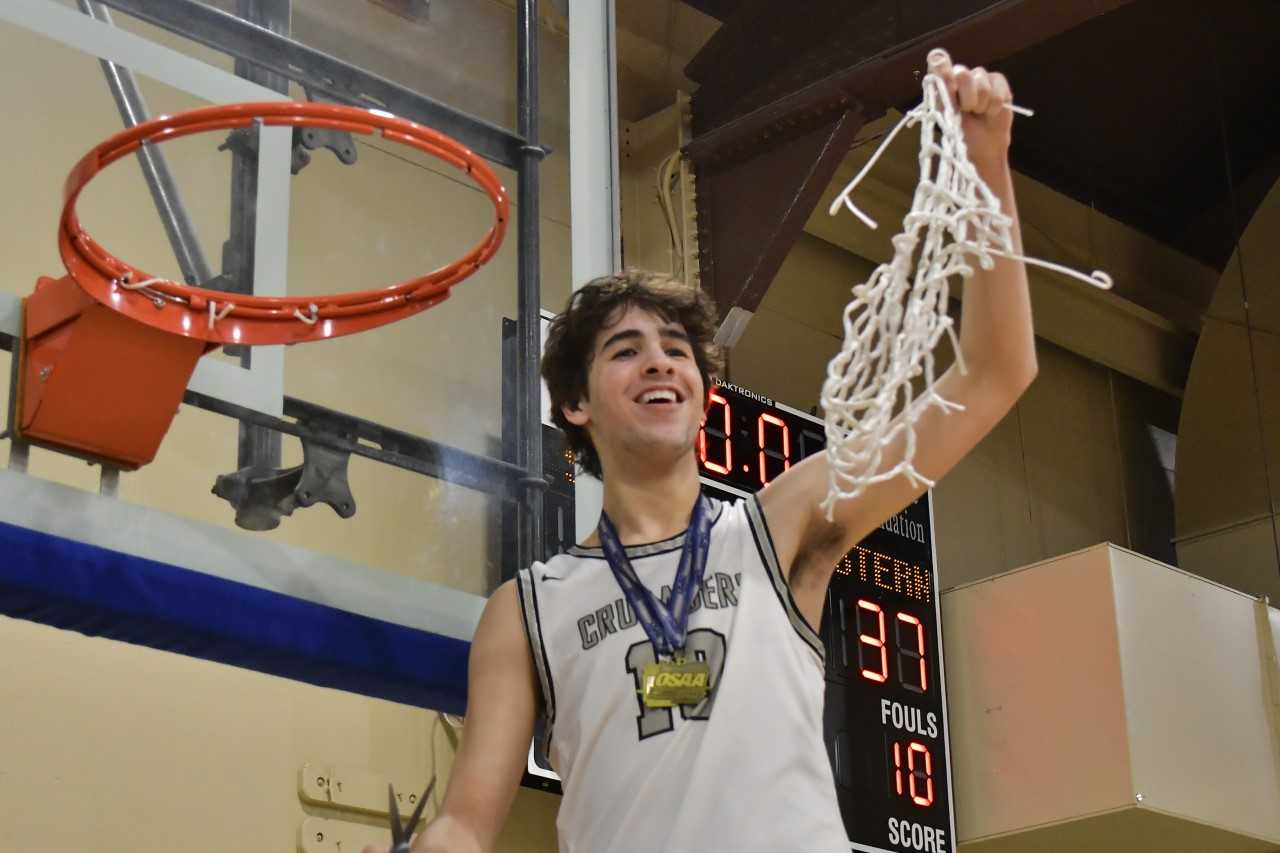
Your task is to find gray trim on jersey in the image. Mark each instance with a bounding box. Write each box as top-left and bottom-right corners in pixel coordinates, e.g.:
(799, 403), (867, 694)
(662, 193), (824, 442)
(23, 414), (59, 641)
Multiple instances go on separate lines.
(565, 500), (726, 562)
(515, 569), (557, 758)
(744, 496), (825, 660)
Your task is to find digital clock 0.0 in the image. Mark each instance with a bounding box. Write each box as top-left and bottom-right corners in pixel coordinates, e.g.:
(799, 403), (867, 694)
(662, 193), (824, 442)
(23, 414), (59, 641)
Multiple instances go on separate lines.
(695, 382), (827, 494)
(696, 383), (956, 853)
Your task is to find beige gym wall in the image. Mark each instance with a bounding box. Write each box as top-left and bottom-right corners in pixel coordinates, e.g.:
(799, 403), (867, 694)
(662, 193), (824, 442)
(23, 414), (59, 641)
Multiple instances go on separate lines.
(0, 2), (567, 850)
(1175, 174), (1280, 602)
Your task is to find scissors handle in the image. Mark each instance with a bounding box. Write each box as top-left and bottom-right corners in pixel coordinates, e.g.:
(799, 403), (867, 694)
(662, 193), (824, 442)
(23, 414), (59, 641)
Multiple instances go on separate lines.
(387, 779), (436, 852)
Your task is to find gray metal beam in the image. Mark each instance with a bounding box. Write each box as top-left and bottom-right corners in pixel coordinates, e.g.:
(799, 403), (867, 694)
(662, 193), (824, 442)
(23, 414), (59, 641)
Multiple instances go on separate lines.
(95, 0), (527, 168)
(78, 0), (213, 286)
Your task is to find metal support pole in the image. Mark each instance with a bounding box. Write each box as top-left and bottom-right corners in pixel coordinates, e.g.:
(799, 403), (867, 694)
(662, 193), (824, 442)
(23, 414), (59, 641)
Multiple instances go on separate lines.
(228, 0), (291, 473)
(99, 466), (121, 497)
(77, 0), (213, 286)
(516, 0), (545, 570)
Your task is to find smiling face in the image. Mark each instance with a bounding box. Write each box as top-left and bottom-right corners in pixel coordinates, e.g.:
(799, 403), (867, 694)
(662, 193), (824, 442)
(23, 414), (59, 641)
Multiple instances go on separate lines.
(560, 304), (707, 478)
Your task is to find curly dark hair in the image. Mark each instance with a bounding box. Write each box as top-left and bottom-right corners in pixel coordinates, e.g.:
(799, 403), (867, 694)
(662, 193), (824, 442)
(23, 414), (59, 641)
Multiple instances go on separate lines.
(541, 269), (724, 479)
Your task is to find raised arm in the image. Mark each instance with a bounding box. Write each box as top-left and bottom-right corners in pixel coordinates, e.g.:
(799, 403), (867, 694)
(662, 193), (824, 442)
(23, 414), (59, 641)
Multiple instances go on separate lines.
(759, 61), (1035, 627)
(363, 580), (540, 853)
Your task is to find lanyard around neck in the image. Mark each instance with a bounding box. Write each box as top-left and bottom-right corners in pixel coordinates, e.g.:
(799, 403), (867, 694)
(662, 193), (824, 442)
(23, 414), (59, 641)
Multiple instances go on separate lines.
(597, 496), (712, 658)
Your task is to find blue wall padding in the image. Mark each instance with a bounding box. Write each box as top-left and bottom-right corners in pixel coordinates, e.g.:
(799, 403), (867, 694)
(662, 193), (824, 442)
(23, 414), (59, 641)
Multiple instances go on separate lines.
(0, 519), (469, 714)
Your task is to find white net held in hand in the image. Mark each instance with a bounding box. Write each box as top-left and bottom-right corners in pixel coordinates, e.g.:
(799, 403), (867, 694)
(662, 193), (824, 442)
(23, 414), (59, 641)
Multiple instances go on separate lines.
(819, 51), (1110, 519)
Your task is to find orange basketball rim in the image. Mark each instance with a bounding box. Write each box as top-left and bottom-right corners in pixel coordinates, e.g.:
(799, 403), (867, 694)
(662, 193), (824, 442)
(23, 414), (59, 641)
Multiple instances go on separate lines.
(15, 101), (509, 469)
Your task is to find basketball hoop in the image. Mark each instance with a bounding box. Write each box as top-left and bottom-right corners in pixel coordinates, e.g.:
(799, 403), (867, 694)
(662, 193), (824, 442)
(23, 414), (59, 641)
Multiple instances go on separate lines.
(15, 101), (510, 468)
(60, 101), (508, 345)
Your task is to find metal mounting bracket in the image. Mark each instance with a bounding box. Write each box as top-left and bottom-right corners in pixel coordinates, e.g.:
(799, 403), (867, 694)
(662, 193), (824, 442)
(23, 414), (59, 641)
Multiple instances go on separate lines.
(291, 88), (359, 174)
(212, 420), (357, 531)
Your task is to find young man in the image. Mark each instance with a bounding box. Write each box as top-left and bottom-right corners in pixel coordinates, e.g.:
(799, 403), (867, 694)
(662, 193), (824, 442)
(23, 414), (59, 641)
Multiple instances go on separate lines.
(368, 59), (1033, 853)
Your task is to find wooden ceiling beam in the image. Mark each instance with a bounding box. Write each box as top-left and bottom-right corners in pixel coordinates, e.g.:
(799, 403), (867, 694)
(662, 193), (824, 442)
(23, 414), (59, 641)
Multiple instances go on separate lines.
(684, 0), (1139, 336)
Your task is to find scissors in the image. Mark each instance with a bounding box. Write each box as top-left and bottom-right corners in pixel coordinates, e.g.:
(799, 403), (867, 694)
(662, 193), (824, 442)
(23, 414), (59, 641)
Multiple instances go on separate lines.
(387, 778), (436, 853)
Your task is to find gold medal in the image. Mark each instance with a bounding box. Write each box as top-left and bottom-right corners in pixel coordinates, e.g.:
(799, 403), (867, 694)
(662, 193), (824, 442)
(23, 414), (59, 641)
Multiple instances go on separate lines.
(640, 657), (712, 708)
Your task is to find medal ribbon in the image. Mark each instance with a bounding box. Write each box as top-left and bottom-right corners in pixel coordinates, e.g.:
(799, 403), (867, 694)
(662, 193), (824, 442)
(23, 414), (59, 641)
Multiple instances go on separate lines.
(598, 496), (712, 659)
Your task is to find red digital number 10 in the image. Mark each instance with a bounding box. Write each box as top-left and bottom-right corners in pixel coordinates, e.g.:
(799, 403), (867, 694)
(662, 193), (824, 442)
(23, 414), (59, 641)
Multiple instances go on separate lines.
(893, 740), (935, 806)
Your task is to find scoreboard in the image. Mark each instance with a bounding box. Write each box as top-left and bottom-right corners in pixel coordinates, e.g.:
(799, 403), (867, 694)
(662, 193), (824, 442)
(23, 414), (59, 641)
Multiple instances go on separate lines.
(697, 382), (957, 853)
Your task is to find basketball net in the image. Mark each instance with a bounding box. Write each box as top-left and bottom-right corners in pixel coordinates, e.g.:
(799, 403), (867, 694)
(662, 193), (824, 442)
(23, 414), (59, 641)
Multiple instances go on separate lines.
(818, 49), (1111, 519)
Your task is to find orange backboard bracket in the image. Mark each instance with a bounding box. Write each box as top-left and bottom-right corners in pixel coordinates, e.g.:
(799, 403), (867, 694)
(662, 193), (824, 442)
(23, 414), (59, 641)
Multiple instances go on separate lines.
(16, 275), (209, 469)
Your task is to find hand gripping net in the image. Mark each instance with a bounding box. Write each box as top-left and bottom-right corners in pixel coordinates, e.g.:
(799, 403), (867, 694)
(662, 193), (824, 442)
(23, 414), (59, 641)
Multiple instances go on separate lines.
(818, 49), (1112, 519)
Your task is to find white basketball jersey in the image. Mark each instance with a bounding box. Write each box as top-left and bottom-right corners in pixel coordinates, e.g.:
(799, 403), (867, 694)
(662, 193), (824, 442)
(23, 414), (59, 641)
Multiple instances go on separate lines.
(515, 495), (849, 853)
